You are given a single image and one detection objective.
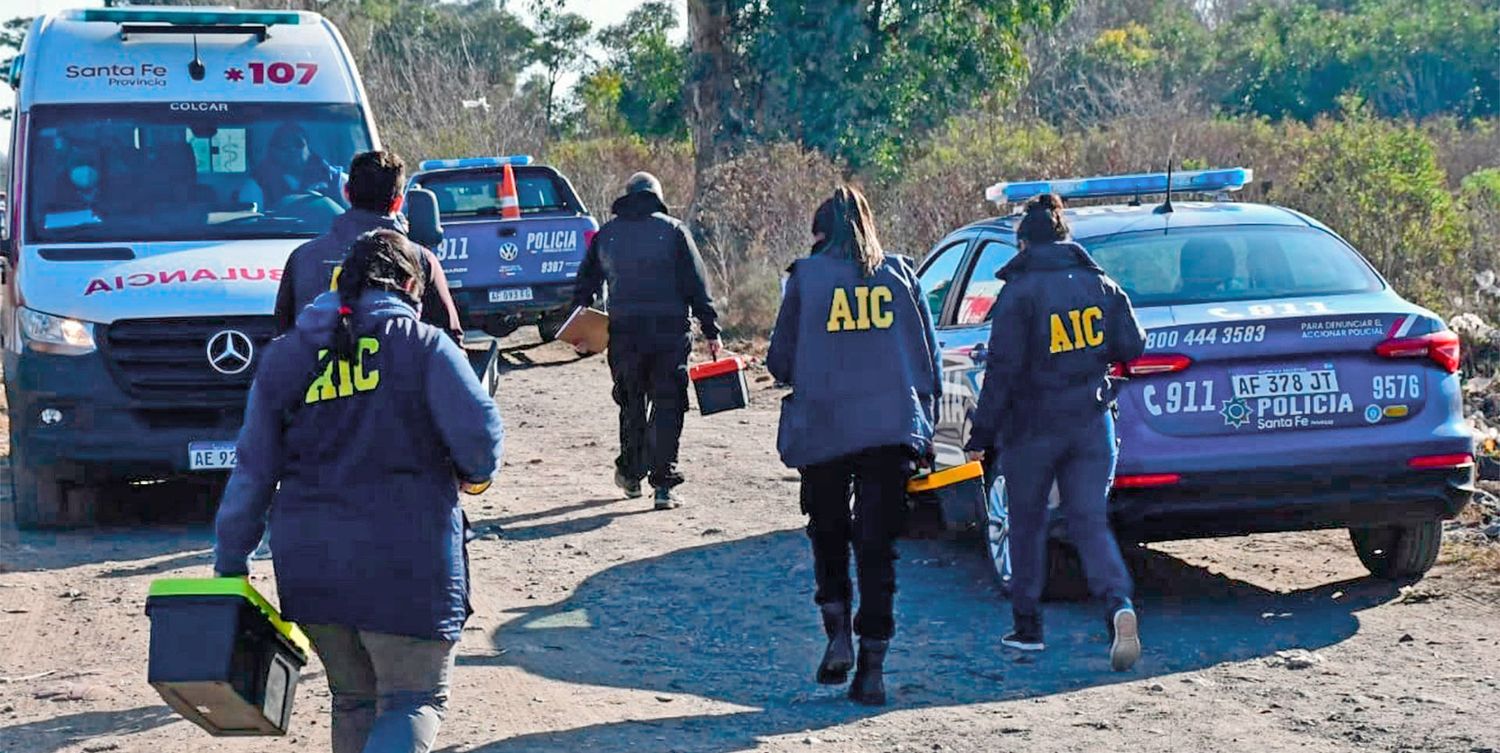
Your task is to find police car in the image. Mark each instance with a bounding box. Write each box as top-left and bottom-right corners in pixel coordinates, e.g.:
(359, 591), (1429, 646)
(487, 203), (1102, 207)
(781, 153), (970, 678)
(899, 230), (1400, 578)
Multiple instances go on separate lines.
(406, 156), (598, 341)
(919, 168), (1474, 587)
(2, 7), (382, 527)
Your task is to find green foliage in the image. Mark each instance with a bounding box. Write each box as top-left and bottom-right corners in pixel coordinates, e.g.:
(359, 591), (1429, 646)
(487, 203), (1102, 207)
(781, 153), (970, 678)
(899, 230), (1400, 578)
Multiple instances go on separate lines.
(1, 16), (30, 120)
(1214, 0), (1500, 122)
(1462, 169), (1500, 209)
(695, 0), (1070, 172)
(580, 1), (689, 140)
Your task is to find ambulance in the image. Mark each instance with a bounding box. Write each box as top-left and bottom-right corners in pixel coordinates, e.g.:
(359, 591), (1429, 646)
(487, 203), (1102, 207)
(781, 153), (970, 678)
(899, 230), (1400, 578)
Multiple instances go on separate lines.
(1, 8), (382, 526)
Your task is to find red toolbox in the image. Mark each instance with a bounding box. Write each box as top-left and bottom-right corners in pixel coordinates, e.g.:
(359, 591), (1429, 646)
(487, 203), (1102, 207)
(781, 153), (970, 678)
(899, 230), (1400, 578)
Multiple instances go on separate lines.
(689, 357), (749, 416)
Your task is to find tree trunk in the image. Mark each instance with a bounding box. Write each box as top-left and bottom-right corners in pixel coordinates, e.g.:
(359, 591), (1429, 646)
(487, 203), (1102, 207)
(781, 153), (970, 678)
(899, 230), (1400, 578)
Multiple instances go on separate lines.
(687, 0), (739, 202)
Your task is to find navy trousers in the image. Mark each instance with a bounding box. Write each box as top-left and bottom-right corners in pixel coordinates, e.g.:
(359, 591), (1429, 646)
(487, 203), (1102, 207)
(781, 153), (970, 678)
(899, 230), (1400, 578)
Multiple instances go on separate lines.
(1000, 409), (1132, 618)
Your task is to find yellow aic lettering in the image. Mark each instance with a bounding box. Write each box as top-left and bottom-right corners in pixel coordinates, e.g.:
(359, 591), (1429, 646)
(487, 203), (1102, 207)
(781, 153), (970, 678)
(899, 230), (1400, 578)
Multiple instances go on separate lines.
(1048, 306), (1106, 354)
(305, 337), (382, 404)
(826, 286), (896, 332)
(329, 265), (342, 291)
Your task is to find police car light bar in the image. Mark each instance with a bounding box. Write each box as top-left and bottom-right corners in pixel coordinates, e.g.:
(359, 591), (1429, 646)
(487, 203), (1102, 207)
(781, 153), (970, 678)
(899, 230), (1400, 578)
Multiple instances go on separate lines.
(418, 156), (534, 172)
(81, 9), (303, 26)
(984, 167), (1253, 205)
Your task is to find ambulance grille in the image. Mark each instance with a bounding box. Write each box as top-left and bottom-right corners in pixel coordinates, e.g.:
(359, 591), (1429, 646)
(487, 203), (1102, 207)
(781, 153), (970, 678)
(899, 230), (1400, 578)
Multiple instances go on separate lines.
(99, 317), (278, 401)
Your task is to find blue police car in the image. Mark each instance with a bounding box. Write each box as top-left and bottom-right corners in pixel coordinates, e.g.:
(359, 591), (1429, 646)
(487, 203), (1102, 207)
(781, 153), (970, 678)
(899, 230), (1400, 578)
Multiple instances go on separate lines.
(407, 155), (598, 341)
(919, 168), (1475, 588)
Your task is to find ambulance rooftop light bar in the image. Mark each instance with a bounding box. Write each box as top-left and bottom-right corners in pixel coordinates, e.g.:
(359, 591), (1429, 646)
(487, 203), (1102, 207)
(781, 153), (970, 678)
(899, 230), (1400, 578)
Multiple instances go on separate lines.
(419, 156), (534, 172)
(984, 167), (1253, 205)
(81, 8), (304, 26)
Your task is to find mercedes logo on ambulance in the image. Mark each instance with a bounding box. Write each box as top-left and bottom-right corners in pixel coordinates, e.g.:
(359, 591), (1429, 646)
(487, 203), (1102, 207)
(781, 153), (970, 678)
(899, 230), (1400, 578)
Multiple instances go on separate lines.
(498, 242), (520, 262)
(206, 330), (254, 375)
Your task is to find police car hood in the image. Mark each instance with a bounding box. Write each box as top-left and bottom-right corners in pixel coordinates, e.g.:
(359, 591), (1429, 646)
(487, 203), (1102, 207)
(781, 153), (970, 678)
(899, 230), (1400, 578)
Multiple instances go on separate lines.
(20, 239), (296, 324)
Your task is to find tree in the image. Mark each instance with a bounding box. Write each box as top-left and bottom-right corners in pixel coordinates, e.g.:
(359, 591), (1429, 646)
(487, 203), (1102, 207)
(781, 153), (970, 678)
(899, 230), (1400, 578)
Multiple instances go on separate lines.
(529, 0), (592, 133)
(590, 1), (689, 139)
(687, 0), (1070, 175)
(1, 16), (30, 120)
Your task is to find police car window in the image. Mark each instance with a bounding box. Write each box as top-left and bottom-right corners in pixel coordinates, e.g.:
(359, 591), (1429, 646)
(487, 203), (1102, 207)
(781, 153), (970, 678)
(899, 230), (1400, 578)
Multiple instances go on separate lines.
(1086, 226), (1382, 306)
(25, 103), (372, 244)
(418, 170), (576, 218)
(955, 240), (1017, 325)
(917, 239), (967, 324)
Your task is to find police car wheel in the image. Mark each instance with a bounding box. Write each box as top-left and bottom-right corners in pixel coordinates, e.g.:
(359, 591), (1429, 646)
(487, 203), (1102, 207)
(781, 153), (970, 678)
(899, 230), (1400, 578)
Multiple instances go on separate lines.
(1349, 521), (1442, 580)
(984, 475), (1014, 595)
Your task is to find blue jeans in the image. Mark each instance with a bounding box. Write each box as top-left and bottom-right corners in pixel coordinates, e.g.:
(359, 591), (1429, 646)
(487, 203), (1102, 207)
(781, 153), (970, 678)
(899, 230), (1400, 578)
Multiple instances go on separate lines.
(999, 409), (1132, 619)
(303, 625), (458, 753)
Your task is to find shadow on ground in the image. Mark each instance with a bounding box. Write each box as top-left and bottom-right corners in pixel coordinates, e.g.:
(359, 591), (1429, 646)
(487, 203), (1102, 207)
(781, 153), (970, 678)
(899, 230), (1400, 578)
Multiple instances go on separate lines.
(0, 706), (180, 753)
(464, 529), (1397, 753)
(1, 478), (219, 573)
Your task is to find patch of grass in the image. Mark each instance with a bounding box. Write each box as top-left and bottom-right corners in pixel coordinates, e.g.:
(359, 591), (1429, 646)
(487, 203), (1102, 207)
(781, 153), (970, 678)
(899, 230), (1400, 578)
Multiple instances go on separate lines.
(1441, 540), (1500, 573)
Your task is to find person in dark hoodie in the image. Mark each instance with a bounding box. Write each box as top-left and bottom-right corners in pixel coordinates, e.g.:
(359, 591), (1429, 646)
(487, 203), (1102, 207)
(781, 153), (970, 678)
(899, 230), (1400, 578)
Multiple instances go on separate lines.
(767, 185), (942, 707)
(963, 193), (1146, 672)
(274, 150), (462, 342)
(215, 229), (503, 753)
(570, 171), (722, 511)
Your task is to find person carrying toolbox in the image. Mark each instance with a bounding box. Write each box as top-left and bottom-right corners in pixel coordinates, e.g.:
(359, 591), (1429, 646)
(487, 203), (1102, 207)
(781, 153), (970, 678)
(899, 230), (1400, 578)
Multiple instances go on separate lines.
(569, 171), (722, 511)
(963, 193), (1146, 672)
(767, 185), (942, 707)
(214, 230), (504, 753)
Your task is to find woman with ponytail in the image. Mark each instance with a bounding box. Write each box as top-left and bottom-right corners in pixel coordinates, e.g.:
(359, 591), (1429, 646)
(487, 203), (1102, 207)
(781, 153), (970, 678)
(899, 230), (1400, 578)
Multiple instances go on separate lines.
(964, 193), (1146, 672)
(214, 228), (504, 753)
(767, 185), (943, 706)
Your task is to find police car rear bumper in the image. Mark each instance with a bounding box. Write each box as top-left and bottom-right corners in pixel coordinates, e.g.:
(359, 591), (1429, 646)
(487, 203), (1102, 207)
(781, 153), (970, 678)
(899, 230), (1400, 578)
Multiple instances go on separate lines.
(452, 282), (575, 324)
(4, 349), (244, 482)
(1108, 464), (1474, 541)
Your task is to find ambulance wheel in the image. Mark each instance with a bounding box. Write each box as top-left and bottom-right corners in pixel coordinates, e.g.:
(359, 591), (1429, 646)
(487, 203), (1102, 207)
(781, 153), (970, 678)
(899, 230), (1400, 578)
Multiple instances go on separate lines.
(538, 312), (568, 343)
(1350, 521), (1441, 580)
(983, 474), (1013, 595)
(8, 435), (96, 529)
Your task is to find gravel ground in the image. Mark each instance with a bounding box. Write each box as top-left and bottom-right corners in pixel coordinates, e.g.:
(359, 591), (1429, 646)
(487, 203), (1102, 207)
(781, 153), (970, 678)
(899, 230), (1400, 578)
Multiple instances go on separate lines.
(2, 334), (1499, 753)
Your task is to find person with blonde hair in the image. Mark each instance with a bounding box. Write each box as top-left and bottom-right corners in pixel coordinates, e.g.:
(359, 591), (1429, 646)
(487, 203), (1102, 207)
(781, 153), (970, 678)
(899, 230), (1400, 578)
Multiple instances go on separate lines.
(768, 185), (942, 706)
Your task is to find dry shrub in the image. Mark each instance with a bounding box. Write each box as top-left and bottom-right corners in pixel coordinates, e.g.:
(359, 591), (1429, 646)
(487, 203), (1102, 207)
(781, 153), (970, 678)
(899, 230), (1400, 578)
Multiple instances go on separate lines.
(547, 138), (695, 218)
(875, 117), (1076, 258)
(692, 143), (845, 335)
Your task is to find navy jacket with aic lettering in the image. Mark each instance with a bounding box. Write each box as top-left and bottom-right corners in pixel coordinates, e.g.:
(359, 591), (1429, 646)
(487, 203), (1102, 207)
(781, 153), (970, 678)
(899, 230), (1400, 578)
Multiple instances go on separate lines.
(215, 289), (503, 640)
(965, 240), (1145, 452)
(768, 252), (942, 469)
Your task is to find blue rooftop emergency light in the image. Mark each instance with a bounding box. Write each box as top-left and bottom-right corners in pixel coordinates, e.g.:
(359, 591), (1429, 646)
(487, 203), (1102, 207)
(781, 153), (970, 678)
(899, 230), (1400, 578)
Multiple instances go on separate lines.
(82, 8), (304, 25)
(418, 155), (534, 172)
(985, 167), (1253, 205)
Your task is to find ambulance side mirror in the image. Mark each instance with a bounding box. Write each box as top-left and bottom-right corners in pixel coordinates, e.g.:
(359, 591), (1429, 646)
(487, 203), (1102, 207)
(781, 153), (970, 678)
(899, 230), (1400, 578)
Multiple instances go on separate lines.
(404, 188), (444, 250)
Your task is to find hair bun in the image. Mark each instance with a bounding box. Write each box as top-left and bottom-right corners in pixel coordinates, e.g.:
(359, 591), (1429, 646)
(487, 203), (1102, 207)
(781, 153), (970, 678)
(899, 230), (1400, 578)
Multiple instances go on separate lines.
(1026, 193), (1064, 212)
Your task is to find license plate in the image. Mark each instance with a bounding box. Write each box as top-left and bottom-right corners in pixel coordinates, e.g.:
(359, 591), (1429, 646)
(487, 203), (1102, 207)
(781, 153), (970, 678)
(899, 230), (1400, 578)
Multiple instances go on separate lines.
(489, 287), (534, 303)
(189, 441), (238, 471)
(1231, 369), (1340, 399)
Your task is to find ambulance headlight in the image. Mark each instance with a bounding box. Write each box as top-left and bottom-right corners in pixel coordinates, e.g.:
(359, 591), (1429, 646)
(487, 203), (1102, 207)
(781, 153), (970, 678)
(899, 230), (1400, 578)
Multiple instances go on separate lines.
(18, 308), (96, 355)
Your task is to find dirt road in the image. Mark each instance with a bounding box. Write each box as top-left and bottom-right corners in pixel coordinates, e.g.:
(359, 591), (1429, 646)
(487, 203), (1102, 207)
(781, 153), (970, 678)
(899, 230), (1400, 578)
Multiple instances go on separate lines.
(3, 336), (1499, 753)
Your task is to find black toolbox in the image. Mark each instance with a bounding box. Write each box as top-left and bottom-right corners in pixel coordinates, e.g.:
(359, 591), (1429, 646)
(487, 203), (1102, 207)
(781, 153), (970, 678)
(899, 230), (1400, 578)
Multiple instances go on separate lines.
(906, 461), (987, 533)
(145, 578), (310, 736)
(688, 357), (750, 415)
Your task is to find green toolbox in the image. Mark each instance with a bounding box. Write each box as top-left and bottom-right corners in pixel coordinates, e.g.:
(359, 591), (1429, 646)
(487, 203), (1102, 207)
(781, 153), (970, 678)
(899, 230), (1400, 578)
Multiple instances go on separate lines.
(145, 577), (310, 736)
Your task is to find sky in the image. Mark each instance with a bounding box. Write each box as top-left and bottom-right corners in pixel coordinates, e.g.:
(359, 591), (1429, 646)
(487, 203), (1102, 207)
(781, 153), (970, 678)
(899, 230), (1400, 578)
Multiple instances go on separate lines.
(0, 0), (684, 151)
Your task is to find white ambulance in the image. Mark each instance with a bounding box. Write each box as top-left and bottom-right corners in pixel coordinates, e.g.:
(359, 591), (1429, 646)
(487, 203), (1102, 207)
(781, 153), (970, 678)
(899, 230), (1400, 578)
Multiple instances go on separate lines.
(2, 8), (381, 526)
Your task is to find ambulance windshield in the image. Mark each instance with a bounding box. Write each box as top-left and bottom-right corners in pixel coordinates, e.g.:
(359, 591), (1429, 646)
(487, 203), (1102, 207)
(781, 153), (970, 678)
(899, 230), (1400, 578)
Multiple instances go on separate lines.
(25, 102), (372, 244)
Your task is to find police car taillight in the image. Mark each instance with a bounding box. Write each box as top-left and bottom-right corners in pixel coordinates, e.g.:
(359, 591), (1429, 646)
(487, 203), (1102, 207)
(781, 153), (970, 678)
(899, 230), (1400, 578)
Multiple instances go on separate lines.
(1122, 354), (1192, 377)
(1115, 473), (1181, 488)
(1376, 331), (1461, 373)
(1407, 453), (1473, 470)
(583, 229), (597, 249)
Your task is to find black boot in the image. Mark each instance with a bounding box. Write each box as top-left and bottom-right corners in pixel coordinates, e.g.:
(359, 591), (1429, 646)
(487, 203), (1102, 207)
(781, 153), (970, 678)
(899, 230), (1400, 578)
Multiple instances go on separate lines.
(816, 603), (855, 684)
(848, 638), (888, 706)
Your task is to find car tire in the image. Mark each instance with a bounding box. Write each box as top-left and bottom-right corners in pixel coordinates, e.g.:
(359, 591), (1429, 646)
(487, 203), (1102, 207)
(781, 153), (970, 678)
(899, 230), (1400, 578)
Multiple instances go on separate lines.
(1349, 521), (1442, 580)
(8, 433), (96, 529)
(1043, 540), (1091, 601)
(982, 474), (1013, 596)
(538, 311), (568, 343)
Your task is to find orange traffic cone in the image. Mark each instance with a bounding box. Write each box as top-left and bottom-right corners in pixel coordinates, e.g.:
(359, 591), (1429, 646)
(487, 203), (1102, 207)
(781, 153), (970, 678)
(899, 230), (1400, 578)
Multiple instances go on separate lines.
(498, 162), (521, 220)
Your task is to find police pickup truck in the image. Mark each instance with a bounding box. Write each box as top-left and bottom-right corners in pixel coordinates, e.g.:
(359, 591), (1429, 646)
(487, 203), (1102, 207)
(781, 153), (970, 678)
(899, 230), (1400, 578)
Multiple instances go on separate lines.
(406, 156), (598, 341)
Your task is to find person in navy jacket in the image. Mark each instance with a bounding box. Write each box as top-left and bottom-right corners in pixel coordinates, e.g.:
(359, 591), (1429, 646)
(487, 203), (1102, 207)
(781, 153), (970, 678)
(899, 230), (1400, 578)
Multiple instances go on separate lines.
(963, 193), (1146, 672)
(215, 229), (503, 753)
(768, 185), (942, 706)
